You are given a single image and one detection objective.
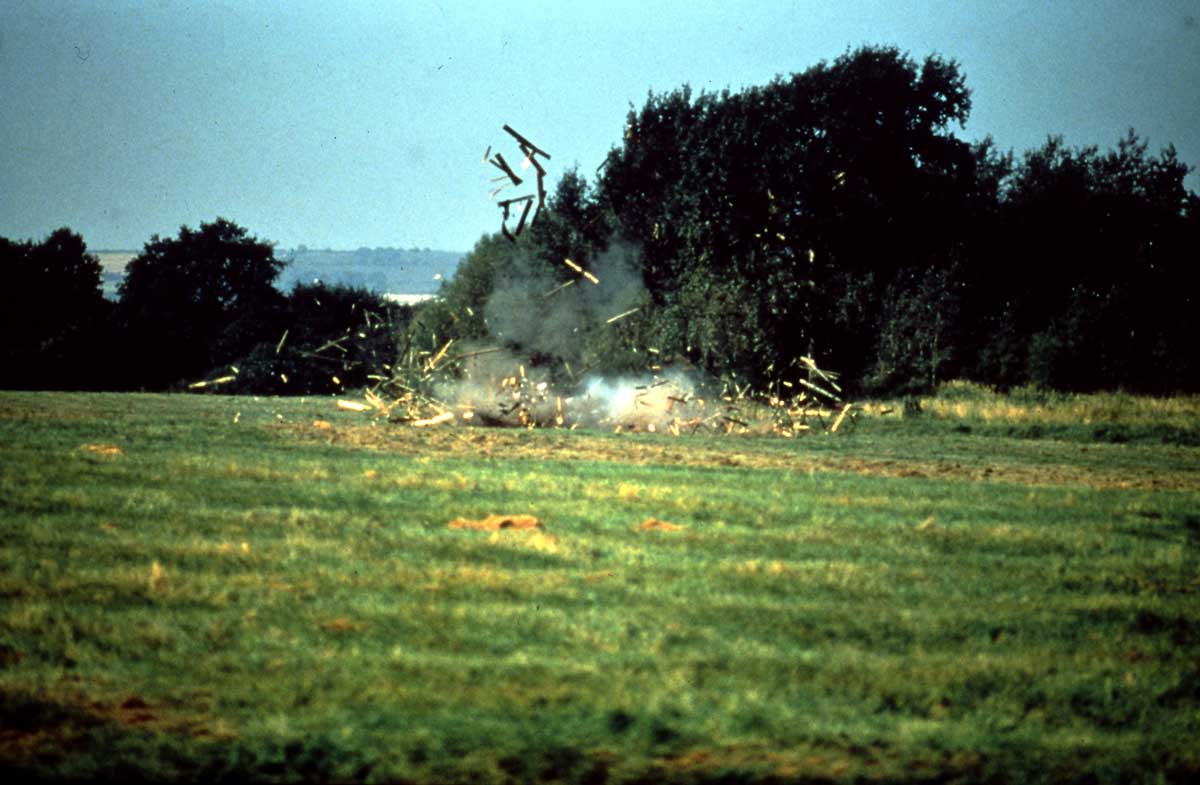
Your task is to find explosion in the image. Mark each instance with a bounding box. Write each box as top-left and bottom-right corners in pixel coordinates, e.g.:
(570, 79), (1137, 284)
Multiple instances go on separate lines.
(335, 124), (854, 436)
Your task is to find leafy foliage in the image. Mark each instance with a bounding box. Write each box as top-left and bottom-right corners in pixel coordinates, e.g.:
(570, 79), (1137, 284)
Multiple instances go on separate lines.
(968, 132), (1198, 392)
(115, 218), (287, 389)
(866, 265), (963, 394)
(405, 232), (514, 358)
(596, 46), (984, 386)
(0, 228), (111, 390)
(225, 283), (407, 395)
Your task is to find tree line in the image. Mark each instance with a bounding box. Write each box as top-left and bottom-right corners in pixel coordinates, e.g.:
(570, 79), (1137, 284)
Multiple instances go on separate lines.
(4, 45), (1197, 397)
(429, 45), (1198, 396)
(1, 219), (406, 395)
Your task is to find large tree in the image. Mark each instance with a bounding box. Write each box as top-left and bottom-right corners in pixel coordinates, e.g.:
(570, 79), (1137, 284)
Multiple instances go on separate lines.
(428, 46), (1198, 394)
(597, 45), (981, 388)
(116, 218), (286, 389)
(0, 228), (110, 390)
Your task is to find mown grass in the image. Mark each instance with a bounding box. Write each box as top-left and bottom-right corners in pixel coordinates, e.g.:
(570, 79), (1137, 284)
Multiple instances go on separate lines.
(864, 380), (1200, 446)
(1, 389), (1198, 784)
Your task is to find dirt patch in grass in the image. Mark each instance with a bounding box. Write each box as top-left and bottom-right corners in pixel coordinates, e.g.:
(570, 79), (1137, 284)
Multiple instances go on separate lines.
(279, 421), (1200, 492)
(448, 513), (543, 531)
(79, 443), (123, 456)
(640, 518), (687, 532)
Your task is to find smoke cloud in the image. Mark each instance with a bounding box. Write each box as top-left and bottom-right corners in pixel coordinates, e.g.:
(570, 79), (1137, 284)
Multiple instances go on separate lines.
(483, 241), (648, 368)
(430, 241), (718, 430)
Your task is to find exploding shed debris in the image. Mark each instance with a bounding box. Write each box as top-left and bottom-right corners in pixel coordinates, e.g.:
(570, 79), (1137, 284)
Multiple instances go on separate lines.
(485, 125), (551, 241)
(269, 122), (860, 440)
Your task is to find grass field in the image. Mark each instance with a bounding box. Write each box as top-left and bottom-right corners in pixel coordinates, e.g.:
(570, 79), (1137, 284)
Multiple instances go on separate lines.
(1, 388), (1198, 783)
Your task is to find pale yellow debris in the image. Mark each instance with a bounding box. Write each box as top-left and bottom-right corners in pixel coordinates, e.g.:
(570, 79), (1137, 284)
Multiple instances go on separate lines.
(412, 411), (455, 427)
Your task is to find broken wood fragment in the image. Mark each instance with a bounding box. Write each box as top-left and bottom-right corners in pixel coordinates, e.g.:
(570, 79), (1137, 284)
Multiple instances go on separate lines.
(830, 402), (854, 433)
(425, 339), (454, 372)
(797, 377), (840, 402)
(543, 279), (576, 298)
(501, 125), (551, 160)
(412, 411), (454, 427)
(489, 153), (523, 185)
(513, 198), (533, 235)
(605, 307), (641, 324)
(188, 375), (236, 390)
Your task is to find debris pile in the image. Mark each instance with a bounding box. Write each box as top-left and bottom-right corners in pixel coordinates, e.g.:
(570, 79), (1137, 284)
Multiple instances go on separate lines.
(753, 357), (856, 436)
(337, 346), (853, 438)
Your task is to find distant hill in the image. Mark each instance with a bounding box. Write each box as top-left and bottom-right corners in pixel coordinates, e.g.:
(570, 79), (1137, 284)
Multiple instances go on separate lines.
(276, 247), (464, 295)
(93, 247), (464, 300)
(95, 251), (137, 299)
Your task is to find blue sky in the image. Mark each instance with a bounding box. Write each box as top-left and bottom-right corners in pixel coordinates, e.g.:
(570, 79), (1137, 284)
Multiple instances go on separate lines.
(2, 0), (1197, 253)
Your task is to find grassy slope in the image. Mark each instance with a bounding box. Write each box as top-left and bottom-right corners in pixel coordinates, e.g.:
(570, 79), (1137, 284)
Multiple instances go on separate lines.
(1, 390), (1198, 784)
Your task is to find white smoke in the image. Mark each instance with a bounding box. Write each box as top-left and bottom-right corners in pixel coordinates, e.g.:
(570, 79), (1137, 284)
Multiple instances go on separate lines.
(574, 368), (706, 431)
(582, 376), (638, 420)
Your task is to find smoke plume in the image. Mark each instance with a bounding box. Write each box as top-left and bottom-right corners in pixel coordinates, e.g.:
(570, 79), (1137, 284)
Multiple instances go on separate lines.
(430, 240), (717, 430)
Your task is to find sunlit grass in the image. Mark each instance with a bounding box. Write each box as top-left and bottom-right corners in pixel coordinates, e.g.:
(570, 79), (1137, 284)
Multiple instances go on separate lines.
(1, 390), (1198, 783)
(900, 379), (1200, 427)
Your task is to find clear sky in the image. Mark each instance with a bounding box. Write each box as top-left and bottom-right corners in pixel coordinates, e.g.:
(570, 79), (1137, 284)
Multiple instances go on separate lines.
(2, 0), (1197, 253)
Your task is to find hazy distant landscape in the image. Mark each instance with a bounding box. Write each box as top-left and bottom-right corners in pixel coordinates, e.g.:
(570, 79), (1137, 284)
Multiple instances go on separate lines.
(95, 247), (464, 300)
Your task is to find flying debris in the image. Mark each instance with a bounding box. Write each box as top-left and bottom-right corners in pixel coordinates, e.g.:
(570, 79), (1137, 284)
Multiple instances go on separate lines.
(484, 125), (551, 241)
(562, 257), (600, 284)
(187, 374), (236, 390)
(320, 127), (857, 440)
(605, 307), (641, 324)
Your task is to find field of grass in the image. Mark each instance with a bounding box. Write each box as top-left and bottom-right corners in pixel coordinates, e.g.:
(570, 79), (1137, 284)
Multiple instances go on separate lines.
(2, 388), (1198, 783)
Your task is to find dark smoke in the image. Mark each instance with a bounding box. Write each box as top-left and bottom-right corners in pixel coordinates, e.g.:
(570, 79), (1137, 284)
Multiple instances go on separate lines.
(484, 241), (648, 369)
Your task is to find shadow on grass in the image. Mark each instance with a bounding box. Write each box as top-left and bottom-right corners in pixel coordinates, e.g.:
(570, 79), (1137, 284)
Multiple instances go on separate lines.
(0, 689), (375, 784)
(4, 688), (1200, 784)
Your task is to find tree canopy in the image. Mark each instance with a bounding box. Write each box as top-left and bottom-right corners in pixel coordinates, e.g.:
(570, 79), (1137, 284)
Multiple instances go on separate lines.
(116, 218), (287, 389)
(0, 228), (109, 390)
(424, 44), (1197, 395)
(595, 46), (984, 385)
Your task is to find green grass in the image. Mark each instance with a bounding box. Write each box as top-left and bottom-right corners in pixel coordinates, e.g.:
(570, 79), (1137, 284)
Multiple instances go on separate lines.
(1, 390), (1198, 783)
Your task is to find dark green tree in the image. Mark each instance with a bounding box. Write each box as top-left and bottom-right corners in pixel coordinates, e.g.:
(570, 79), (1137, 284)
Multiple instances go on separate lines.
(524, 167), (612, 272)
(223, 283), (404, 395)
(973, 131), (1197, 392)
(425, 47), (1198, 395)
(866, 264), (963, 394)
(598, 45), (980, 388)
(116, 218), (286, 389)
(0, 228), (111, 390)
